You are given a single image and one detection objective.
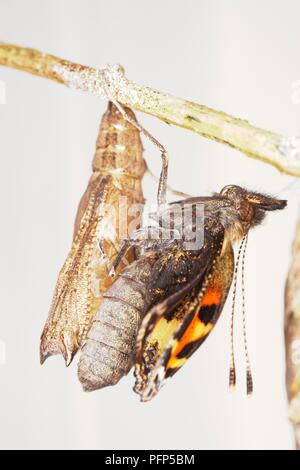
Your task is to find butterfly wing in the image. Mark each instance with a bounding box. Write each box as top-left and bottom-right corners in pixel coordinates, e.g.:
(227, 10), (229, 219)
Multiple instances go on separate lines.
(134, 240), (234, 401)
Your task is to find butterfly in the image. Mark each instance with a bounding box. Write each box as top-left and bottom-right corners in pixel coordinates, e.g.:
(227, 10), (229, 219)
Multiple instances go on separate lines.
(78, 185), (286, 400)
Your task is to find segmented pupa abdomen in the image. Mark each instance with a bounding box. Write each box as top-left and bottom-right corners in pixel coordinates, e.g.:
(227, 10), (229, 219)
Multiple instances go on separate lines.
(78, 253), (157, 391)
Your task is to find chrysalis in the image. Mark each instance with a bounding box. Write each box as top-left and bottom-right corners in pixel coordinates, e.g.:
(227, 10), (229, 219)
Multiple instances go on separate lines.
(40, 102), (146, 366)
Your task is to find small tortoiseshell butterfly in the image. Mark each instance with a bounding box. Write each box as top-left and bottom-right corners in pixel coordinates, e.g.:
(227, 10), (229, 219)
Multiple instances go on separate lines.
(78, 185), (286, 401)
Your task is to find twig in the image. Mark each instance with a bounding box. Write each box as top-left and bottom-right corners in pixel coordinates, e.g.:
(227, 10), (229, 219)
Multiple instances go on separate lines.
(1, 42), (300, 177)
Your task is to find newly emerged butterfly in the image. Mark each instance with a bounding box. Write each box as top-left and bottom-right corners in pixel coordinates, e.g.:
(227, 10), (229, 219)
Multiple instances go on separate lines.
(134, 187), (286, 400)
(78, 185), (286, 399)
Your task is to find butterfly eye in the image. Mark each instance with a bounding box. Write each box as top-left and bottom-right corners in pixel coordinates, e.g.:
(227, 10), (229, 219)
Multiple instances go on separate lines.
(239, 201), (254, 223)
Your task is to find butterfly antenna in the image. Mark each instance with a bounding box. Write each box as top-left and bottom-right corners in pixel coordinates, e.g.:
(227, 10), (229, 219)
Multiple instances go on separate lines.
(229, 235), (246, 391)
(241, 234), (253, 395)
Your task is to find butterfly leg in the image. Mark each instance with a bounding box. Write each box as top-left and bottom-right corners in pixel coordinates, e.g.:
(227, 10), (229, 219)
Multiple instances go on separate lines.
(109, 99), (169, 206)
(109, 226), (180, 277)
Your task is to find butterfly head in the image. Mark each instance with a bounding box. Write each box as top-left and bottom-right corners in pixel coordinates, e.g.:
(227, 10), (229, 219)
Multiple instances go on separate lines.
(220, 185), (287, 239)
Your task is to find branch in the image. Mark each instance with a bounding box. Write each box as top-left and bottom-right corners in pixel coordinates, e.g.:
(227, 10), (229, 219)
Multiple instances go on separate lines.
(1, 42), (300, 176)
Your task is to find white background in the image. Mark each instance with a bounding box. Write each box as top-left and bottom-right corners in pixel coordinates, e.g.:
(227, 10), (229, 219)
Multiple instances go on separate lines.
(0, 0), (299, 450)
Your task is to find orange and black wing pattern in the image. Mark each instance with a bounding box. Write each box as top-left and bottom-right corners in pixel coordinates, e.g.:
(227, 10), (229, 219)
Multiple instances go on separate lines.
(134, 240), (234, 401)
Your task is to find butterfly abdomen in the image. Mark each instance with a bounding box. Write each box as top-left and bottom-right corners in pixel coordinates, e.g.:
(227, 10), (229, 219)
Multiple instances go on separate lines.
(78, 258), (154, 391)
